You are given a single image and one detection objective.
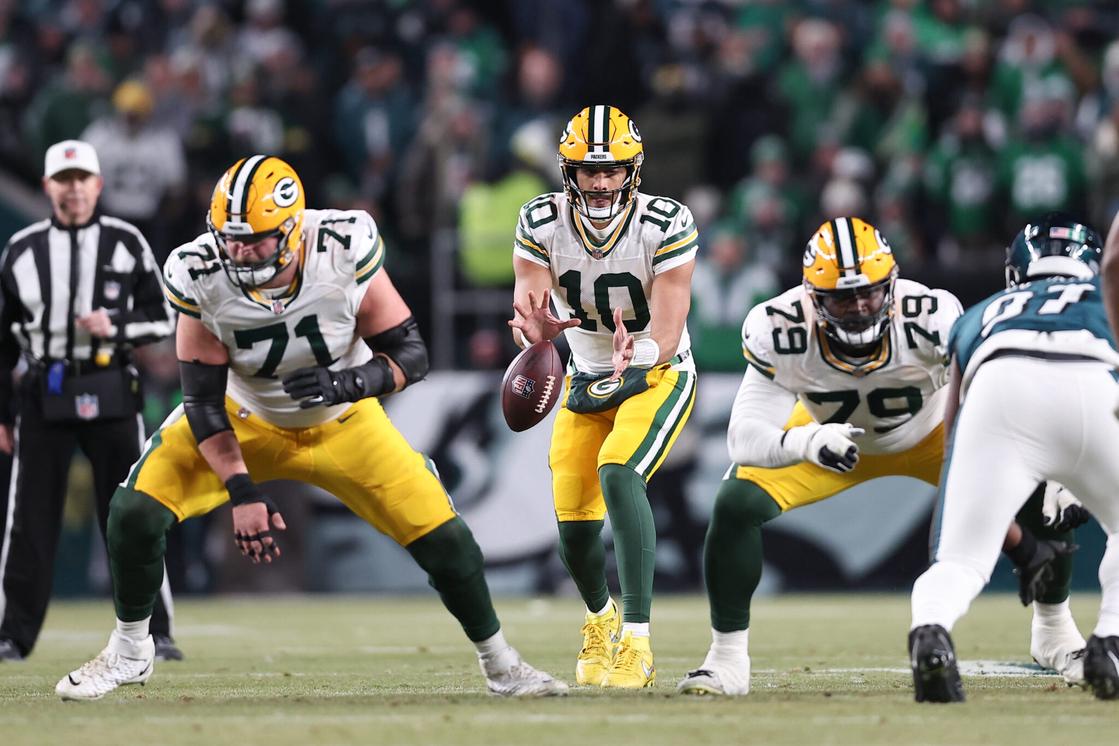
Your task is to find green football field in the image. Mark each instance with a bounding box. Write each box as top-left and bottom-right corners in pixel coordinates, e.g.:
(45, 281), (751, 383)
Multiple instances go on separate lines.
(0, 594), (1114, 745)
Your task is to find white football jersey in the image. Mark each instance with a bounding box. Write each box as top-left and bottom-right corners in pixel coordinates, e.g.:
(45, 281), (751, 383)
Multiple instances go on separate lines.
(742, 279), (963, 454)
(513, 191), (698, 375)
(163, 209), (384, 428)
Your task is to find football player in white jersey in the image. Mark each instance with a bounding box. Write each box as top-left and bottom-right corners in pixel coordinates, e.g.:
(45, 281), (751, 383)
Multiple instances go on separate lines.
(909, 214), (1119, 702)
(55, 156), (566, 701)
(508, 105), (698, 688)
(676, 217), (960, 696)
(676, 217), (1087, 697)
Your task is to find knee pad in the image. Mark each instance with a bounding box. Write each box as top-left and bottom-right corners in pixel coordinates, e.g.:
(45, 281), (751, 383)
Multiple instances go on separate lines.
(107, 487), (176, 556)
(558, 519), (605, 551)
(407, 517), (484, 586)
(712, 479), (782, 530)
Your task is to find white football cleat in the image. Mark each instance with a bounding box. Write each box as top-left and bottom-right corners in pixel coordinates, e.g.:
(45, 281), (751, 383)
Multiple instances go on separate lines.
(1031, 613), (1086, 686)
(480, 651), (569, 697)
(677, 651), (750, 696)
(56, 631), (155, 701)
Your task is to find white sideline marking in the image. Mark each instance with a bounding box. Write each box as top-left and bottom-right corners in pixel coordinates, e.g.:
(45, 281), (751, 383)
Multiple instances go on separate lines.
(755, 661), (1058, 678)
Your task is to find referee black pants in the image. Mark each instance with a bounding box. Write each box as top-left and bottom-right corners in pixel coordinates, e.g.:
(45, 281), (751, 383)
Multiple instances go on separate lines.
(0, 394), (173, 656)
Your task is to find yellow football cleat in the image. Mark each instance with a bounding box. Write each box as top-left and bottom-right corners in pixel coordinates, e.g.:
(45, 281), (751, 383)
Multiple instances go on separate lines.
(602, 631), (655, 689)
(575, 601), (621, 686)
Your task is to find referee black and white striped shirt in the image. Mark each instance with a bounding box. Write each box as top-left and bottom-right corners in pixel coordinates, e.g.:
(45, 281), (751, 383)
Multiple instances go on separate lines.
(0, 211), (173, 369)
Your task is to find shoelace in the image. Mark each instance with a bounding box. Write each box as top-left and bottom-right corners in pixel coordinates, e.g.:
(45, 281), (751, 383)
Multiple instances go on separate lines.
(580, 620), (611, 656)
(79, 650), (145, 679)
(78, 651), (118, 676)
(612, 640), (643, 672)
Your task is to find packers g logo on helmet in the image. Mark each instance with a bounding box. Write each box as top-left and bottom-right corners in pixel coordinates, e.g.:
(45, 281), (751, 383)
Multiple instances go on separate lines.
(802, 217), (898, 349)
(557, 105), (644, 221)
(207, 155), (306, 289)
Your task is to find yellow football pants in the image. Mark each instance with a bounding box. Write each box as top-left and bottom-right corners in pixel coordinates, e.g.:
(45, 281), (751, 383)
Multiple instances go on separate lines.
(124, 397), (457, 545)
(732, 402), (944, 511)
(550, 366), (696, 522)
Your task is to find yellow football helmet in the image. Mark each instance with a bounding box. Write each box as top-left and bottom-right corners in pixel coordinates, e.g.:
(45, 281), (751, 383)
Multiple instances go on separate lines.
(558, 105), (644, 220)
(207, 155), (305, 289)
(802, 217), (898, 349)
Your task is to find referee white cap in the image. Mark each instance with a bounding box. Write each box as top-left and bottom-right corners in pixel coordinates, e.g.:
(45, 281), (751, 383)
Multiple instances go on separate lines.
(44, 140), (100, 179)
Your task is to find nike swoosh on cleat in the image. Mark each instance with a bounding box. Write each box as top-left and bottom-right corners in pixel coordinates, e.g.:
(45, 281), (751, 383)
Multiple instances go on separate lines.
(642, 661), (655, 678)
(338, 411), (357, 424)
(68, 675), (80, 686)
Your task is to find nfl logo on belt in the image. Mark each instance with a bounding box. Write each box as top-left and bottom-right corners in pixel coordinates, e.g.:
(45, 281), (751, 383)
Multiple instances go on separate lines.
(512, 374), (535, 399)
(75, 393), (100, 420)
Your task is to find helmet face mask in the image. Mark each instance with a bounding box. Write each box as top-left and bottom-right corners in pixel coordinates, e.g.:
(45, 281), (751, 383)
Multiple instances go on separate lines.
(207, 155), (305, 290)
(1005, 212), (1103, 288)
(811, 280), (895, 349)
(558, 105), (644, 222)
(802, 217), (899, 352)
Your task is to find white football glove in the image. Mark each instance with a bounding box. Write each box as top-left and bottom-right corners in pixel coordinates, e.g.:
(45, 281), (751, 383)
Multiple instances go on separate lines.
(783, 422), (865, 473)
(1040, 482), (1092, 532)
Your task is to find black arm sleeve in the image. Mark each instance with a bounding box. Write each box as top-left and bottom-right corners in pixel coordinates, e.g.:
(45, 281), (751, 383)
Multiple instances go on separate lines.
(364, 316), (428, 389)
(180, 360), (232, 444)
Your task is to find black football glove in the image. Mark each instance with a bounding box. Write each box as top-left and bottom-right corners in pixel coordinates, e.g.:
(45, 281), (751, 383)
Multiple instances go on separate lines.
(802, 423), (865, 474)
(1014, 538), (1078, 606)
(281, 366), (365, 408)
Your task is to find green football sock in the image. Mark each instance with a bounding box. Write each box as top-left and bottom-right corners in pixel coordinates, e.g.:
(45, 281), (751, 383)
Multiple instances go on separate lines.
(1015, 482), (1073, 605)
(600, 463), (656, 624)
(705, 478), (781, 632)
(406, 517), (501, 642)
(108, 487), (177, 622)
(557, 519), (610, 614)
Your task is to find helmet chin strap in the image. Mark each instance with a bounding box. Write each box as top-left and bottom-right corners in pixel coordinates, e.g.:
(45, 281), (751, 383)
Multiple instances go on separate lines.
(825, 323), (885, 362)
(578, 189), (623, 222)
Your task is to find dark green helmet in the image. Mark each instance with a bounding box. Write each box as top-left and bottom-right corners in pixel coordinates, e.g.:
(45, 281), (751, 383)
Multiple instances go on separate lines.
(1005, 212), (1103, 288)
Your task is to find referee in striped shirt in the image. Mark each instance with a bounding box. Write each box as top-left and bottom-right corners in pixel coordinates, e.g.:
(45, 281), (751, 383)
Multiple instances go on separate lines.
(0, 140), (180, 662)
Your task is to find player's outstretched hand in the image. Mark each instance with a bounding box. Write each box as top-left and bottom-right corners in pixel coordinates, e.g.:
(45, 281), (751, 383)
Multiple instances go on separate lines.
(232, 500), (287, 565)
(610, 307), (634, 381)
(806, 423), (865, 473)
(1015, 539), (1078, 606)
(1041, 482), (1093, 532)
(508, 289), (580, 345)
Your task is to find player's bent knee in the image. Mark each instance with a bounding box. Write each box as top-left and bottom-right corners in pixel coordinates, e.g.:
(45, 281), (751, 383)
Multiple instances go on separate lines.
(107, 487), (177, 555)
(406, 517), (484, 585)
(933, 554), (994, 586)
(712, 478), (782, 529)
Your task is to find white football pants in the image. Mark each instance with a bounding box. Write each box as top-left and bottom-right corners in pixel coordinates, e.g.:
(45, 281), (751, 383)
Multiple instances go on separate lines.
(911, 357), (1119, 638)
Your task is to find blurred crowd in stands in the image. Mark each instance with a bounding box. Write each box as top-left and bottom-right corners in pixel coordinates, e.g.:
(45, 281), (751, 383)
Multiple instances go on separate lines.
(3, 0), (1119, 375)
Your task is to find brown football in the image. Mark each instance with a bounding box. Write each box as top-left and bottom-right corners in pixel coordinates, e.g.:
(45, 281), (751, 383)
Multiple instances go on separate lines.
(501, 340), (564, 432)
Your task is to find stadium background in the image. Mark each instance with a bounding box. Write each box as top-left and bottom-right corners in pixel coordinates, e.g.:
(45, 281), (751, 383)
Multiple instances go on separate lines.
(0, 0), (1116, 601)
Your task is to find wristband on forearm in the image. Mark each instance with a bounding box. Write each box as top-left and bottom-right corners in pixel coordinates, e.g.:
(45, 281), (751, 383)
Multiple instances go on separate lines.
(225, 473), (273, 511)
(630, 338), (660, 368)
(347, 355), (395, 399)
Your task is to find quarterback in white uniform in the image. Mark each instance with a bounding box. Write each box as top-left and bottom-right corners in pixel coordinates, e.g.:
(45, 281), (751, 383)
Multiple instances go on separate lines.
(510, 105), (697, 688)
(55, 155), (565, 701)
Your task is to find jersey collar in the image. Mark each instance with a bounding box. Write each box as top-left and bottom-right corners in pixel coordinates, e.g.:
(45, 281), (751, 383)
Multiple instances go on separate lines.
(571, 200), (636, 260)
(816, 324), (893, 377)
(241, 253), (306, 314)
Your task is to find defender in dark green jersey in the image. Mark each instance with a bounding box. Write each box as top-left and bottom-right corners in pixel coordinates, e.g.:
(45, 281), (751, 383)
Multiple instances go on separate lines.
(909, 214), (1119, 703)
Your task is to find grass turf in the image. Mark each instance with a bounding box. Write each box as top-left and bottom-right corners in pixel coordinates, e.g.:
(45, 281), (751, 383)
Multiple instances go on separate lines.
(0, 594), (1113, 745)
